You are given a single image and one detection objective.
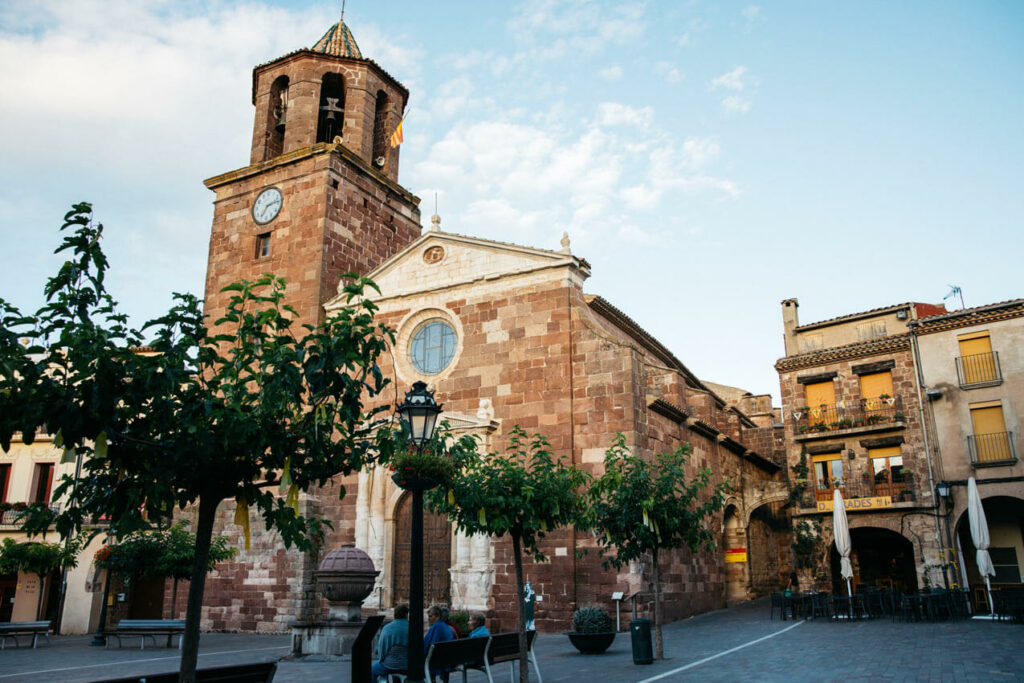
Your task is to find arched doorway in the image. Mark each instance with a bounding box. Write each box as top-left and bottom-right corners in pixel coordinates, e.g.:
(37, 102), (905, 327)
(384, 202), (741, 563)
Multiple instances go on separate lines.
(392, 492), (452, 606)
(746, 501), (790, 595)
(954, 495), (1024, 612)
(830, 527), (916, 593)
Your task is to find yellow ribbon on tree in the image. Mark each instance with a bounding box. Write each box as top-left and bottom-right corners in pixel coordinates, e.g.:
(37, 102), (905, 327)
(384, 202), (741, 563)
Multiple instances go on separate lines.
(285, 484), (300, 515)
(234, 496), (251, 550)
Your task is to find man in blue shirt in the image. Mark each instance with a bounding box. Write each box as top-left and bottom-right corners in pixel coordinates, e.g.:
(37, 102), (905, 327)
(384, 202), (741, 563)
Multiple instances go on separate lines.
(371, 604), (409, 682)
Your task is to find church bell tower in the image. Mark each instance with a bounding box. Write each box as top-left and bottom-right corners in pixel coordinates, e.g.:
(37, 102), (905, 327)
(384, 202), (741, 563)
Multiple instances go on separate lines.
(202, 20), (421, 327)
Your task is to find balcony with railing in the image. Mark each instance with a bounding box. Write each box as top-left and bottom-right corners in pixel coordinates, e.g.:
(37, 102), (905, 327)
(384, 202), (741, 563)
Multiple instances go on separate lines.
(811, 471), (917, 503)
(0, 502), (61, 528)
(956, 352), (1002, 388)
(968, 431), (1017, 467)
(792, 396), (906, 439)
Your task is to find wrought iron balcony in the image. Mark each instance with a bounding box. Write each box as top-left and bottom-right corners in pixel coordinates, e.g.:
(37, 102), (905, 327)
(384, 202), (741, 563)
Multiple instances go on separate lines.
(956, 352), (1002, 388)
(793, 471), (917, 511)
(968, 431), (1017, 466)
(0, 502), (60, 527)
(792, 396), (905, 435)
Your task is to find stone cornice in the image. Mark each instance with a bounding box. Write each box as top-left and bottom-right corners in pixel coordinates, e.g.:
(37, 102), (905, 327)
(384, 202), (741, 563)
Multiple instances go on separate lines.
(648, 398), (689, 424)
(775, 334), (911, 372)
(203, 143), (420, 208)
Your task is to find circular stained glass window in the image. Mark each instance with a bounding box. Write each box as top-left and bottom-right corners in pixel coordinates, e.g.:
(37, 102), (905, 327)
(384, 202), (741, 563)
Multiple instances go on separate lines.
(410, 320), (457, 375)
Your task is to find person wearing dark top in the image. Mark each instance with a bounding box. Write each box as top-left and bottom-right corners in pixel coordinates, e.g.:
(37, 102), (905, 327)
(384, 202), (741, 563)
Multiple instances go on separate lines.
(785, 571), (799, 595)
(424, 605), (455, 682)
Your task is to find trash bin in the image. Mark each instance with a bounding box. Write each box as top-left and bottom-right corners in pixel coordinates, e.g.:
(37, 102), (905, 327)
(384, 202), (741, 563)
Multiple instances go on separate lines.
(630, 618), (653, 665)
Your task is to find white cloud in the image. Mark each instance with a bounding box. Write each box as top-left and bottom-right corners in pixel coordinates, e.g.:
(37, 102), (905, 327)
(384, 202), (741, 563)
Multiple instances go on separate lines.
(655, 61), (685, 84)
(599, 65), (623, 81)
(431, 77), (476, 119)
(711, 66), (749, 91)
(507, 0), (647, 61)
(596, 102), (654, 128)
(721, 95), (752, 113)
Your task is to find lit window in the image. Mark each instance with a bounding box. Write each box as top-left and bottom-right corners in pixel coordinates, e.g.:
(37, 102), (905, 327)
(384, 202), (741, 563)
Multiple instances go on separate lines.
(410, 320), (456, 375)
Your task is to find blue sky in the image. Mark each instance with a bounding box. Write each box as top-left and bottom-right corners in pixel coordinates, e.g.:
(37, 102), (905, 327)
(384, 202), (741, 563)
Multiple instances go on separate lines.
(1, 1), (1021, 403)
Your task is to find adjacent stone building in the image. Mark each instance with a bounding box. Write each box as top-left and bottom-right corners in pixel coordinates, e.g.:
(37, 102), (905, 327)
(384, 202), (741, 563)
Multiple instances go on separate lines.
(775, 299), (948, 592)
(908, 299), (1024, 609)
(184, 21), (790, 633)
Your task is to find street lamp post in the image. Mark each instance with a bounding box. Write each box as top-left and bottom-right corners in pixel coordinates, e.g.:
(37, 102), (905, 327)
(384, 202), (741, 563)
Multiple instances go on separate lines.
(90, 526), (115, 647)
(395, 381), (442, 683)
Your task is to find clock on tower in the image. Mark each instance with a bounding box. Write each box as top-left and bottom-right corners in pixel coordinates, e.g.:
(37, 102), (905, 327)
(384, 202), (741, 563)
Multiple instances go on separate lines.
(202, 20), (422, 330)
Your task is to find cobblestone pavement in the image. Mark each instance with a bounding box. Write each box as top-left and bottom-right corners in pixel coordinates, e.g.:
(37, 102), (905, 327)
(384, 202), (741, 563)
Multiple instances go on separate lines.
(1, 599), (1022, 682)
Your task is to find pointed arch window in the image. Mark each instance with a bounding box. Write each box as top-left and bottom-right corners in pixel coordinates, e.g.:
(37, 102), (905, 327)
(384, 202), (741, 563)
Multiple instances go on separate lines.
(317, 73), (345, 144)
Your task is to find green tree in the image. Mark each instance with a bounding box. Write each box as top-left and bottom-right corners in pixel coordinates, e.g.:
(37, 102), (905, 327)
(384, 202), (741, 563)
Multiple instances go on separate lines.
(0, 204), (392, 682)
(97, 521), (236, 616)
(588, 434), (728, 659)
(0, 538), (78, 620)
(428, 427), (587, 683)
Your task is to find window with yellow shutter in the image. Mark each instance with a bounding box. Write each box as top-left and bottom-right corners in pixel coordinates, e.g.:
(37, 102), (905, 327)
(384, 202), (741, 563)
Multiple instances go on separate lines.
(957, 331), (1001, 386)
(811, 452), (844, 501)
(805, 381), (836, 427)
(859, 371), (894, 419)
(969, 401), (1014, 464)
(868, 446), (908, 499)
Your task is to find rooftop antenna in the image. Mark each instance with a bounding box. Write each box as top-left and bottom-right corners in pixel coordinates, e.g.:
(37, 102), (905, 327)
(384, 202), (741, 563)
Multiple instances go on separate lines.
(943, 284), (964, 310)
(434, 192), (438, 215)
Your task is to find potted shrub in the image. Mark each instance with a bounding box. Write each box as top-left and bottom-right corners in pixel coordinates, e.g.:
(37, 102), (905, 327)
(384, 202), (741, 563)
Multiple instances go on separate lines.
(567, 606), (616, 654)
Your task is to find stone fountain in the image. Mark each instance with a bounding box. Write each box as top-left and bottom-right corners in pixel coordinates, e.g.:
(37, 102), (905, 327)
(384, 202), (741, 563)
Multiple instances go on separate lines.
(291, 546), (379, 657)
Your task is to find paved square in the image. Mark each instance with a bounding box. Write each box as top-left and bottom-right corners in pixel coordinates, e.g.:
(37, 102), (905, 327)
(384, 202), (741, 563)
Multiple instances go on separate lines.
(1, 599), (1021, 682)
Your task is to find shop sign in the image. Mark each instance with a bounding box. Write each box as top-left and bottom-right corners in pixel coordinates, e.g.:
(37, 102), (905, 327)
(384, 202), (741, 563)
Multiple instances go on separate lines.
(816, 496), (892, 512)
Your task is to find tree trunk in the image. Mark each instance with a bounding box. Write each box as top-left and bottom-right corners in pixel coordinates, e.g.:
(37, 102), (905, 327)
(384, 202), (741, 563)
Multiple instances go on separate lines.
(178, 495), (219, 683)
(511, 531), (529, 683)
(652, 547), (663, 660)
(171, 578), (179, 618)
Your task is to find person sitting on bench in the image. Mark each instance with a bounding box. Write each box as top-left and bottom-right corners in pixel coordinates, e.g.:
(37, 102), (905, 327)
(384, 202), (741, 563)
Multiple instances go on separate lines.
(371, 604), (409, 682)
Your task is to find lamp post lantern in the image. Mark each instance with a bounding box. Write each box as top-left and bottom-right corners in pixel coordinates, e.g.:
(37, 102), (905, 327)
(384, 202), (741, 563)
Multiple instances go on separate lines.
(395, 381), (442, 683)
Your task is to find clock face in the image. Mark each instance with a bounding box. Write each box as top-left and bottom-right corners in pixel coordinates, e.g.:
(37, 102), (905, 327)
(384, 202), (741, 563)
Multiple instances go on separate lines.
(252, 187), (283, 225)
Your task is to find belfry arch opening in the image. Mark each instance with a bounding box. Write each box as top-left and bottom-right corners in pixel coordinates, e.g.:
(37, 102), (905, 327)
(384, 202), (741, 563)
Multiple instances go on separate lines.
(372, 90), (390, 168)
(316, 72), (345, 144)
(265, 75), (289, 158)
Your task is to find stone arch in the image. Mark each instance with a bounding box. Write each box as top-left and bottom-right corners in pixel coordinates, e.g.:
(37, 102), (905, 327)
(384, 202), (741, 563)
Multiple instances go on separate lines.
(391, 490), (452, 608)
(265, 75), (289, 158)
(371, 89), (390, 168)
(746, 500), (790, 596)
(829, 526), (917, 593)
(952, 494), (1024, 611)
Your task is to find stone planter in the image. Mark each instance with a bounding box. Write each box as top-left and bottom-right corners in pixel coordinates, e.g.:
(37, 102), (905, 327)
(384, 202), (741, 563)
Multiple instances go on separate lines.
(566, 631), (616, 654)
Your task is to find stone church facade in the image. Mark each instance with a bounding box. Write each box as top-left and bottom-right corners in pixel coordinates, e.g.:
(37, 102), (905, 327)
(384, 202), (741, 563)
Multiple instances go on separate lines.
(187, 21), (789, 634)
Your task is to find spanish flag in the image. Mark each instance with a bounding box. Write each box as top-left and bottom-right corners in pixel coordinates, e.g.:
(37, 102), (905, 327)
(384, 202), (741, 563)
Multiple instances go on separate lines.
(389, 117), (405, 148)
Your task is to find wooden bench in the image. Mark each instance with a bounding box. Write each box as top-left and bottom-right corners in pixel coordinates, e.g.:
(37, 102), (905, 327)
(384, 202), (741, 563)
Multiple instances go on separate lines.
(377, 636), (490, 683)
(94, 661), (277, 683)
(105, 619), (186, 649)
(0, 620), (51, 649)
(466, 631), (542, 683)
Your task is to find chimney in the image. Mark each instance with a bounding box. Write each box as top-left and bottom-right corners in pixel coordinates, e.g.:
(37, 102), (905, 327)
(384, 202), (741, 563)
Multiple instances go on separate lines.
(781, 298), (800, 356)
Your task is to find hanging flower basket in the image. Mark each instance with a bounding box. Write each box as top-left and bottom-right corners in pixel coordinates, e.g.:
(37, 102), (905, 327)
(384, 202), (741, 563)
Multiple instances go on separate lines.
(391, 471), (445, 491)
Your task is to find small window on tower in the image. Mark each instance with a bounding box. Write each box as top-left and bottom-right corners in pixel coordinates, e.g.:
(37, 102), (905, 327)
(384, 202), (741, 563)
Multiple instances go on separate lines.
(256, 232), (271, 259)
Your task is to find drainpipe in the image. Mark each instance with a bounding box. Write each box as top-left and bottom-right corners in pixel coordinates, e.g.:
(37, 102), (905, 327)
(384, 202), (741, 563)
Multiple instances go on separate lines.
(908, 326), (948, 590)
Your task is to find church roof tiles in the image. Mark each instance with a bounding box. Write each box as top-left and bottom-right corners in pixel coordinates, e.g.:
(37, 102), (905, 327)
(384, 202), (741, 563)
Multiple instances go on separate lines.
(312, 21), (362, 58)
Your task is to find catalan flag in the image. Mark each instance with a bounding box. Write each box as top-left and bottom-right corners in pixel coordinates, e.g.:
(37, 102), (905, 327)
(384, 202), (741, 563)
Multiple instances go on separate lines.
(389, 117), (405, 148)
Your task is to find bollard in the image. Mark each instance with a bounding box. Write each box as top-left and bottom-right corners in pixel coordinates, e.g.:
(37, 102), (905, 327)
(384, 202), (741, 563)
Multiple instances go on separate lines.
(630, 618), (653, 665)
